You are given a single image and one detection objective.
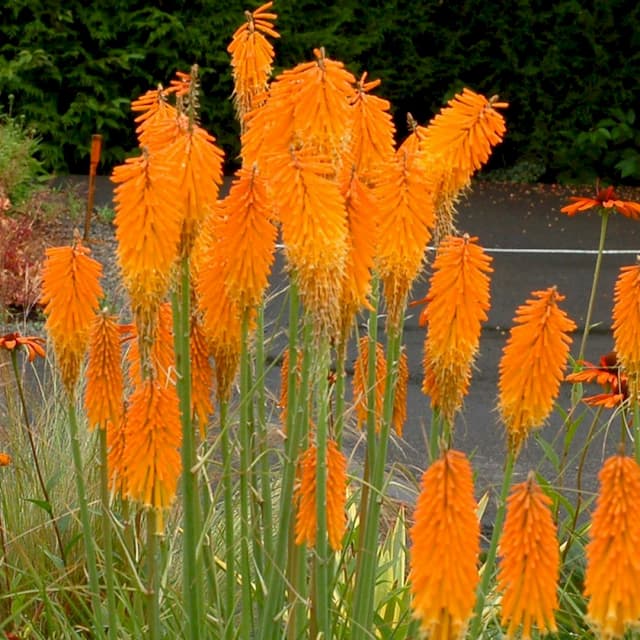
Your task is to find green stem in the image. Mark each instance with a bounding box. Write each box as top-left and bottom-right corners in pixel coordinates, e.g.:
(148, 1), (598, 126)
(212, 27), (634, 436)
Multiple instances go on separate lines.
(469, 452), (515, 637)
(578, 211), (609, 361)
(10, 352), (66, 566)
(147, 510), (161, 640)
(99, 429), (118, 640)
(238, 313), (254, 639)
(172, 256), (202, 640)
(67, 401), (104, 638)
(259, 284), (301, 639)
(334, 340), (347, 447)
(220, 399), (236, 636)
(313, 336), (331, 639)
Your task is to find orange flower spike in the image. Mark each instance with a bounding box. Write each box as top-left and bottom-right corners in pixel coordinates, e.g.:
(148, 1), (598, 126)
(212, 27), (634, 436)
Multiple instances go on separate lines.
(352, 336), (387, 430)
(217, 166), (277, 311)
(497, 474), (559, 639)
(85, 310), (124, 430)
(294, 439), (347, 551)
(227, 1), (279, 119)
(420, 235), (493, 421)
(585, 453), (640, 638)
(498, 287), (576, 455)
(613, 261), (640, 379)
(107, 412), (127, 494)
(40, 242), (104, 393)
(409, 449), (480, 638)
(112, 153), (182, 324)
(131, 87), (178, 150)
(0, 332), (45, 362)
(423, 88), (508, 178)
(375, 149), (435, 331)
(190, 313), (214, 437)
(349, 72), (396, 185)
(123, 378), (182, 520)
(561, 184), (640, 220)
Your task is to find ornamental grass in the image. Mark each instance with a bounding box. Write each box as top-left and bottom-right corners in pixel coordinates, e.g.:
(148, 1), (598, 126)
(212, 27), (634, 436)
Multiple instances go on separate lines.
(5, 6), (640, 640)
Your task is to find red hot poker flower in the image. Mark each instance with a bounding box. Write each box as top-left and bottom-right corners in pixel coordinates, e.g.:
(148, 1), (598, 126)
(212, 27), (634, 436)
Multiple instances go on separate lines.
(561, 184), (640, 220)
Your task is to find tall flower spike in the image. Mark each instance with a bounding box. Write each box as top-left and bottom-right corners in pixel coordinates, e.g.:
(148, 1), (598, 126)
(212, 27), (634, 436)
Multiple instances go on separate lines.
(85, 309), (124, 430)
(497, 473), (559, 639)
(352, 336), (387, 430)
(585, 453), (640, 638)
(420, 235), (493, 423)
(122, 378), (182, 529)
(40, 241), (104, 393)
(375, 147), (435, 331)
(498, 287), (576, 456)
(227, 1), (279, 120)
(613, 260), (640, 381)
(190, 312), (214, 438)
(294, 439), (347, 551)
(409, 449), (480, 639)
(215, 165), (277, 311)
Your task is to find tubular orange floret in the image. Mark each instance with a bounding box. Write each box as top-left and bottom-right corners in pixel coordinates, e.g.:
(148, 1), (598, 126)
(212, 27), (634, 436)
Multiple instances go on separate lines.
(294, 439), (347, 551)
(122, 378), (182, 523)
(497, 474), (559, 639)
(227, 1), (279, 119)
(352, 336), (387, 430)
(40, 241), (104, 393)
(613, 261), (640, 380)
(498, 287), (576, 456)
(112, 152), (182, 328)
(269, 148), (348, 337)
(585, 453), (640, 639)
(85, 309), (124, 430)
(190, 312), (214, 437)
(420, 235), (493, 423)
(409, 449), (480, 639)
(107, 412), (127, 494)
(216, 165), (277, 311)
(131, 87), (178, 151)
(375, 149), (435, 331)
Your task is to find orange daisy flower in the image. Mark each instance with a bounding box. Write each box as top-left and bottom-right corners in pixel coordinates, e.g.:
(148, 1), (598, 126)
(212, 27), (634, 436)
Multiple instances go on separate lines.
(0, 452), (11, 466)
(585, 453), (640, 638)
(561, 184), (640, 220)
(498, 287), (576, 455)
(497, 474), (559, 639)
(40, 241), (104, 393)
(419, 235), (493, 423)
(85, 310), (124, 430)
(0, 332), (45, 362)
(294, 438), (348, 552)
(613, 261), (640, 379)
(409, 449), (480, 638)
(565, 352), (628, 408)
(122, 378), (182, 523)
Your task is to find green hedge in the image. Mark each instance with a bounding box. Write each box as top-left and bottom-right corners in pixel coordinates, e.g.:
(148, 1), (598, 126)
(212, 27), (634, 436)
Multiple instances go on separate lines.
(1, 1), (639, 182)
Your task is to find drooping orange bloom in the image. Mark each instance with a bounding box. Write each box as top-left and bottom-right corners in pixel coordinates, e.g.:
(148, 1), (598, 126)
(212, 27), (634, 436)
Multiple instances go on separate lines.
(565, 352), (628, 408)
(375, 148), (435, 331)
(269, 148), (348, 337)
(352, 337), (387, 429)
(613, 262), (640, 380)
(0, 452), (11, 466)
(131, 87), (178, 152)
(337, 168), (379, 341)
(40, 242), (104, 393)
(409, 449), (480, 639)
(190, 313), (214, 436)
(561, 184), (640, 220)
(122, 378), (182, 523)
(419, 235), (493, 422)
(294, 438), (347, 551)
(227, 1), (279, 119)
(112, 153), (182, 329)
(498, 287), (576, 455)
(85, 310), (124, 430)
(348, 72), (396, 186)
(497, 474), (559, 639)
(422, 88), (508, 179)
(585, 453), (640, 638)
(215, 165), (277, 311)
(392, 348), (409, 437)
(0, 332), (45, 362)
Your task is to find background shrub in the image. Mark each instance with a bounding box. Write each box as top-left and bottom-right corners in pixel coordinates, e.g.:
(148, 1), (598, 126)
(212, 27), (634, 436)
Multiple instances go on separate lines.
(1, 0), (639, 183)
